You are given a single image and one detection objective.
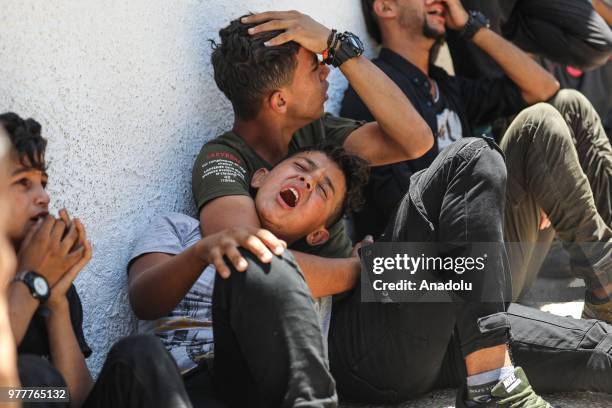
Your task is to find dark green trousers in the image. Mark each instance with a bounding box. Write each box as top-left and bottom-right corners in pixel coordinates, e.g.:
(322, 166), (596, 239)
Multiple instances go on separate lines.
(501, 89), (612, 299)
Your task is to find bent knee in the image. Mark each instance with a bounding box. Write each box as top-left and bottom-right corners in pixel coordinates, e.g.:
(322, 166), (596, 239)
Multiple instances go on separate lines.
(510, 103), (573, 145)
(108, 335), (167, 362)
(552, 89), (591, 112)
(221, 248), (309, 298)
(455, 137), (507, 183)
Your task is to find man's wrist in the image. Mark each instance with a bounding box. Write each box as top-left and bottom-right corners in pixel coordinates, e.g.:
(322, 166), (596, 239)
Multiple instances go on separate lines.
(323, 31), (364, 68)
(45, 297), (69, 314)
(458, 10), (490, 41)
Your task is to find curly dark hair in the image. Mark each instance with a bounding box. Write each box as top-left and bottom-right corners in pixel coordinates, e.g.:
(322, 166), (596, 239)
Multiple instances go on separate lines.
(287, 143), (370, 226)
(211, 14), (301, 120)
(0, 112), (47, 171)
(361, 0), (382, 43)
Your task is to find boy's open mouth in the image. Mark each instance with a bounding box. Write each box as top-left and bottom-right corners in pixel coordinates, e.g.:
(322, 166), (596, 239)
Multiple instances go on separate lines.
(279, 187), (300, 208)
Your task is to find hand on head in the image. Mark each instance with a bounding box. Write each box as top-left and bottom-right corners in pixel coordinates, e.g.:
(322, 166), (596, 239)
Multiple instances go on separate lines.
(242, 11), (331, 52)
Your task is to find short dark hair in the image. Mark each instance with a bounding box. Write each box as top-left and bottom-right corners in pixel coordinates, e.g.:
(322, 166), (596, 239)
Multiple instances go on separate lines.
(0, 112), (47, 171)
(361, 0), (382, 43)
(211, 15), (301, 120)
(287, 143), (370, 226)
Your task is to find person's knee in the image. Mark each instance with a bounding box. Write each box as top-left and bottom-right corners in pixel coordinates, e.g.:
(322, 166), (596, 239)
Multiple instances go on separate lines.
(552, 89), (593, 114)
(511, 103), (573, 147)
(106, 335), (173, 370)
(224, 248), (308, 297)
(455, 138), (507, 193)
(18, 354), (66, 387)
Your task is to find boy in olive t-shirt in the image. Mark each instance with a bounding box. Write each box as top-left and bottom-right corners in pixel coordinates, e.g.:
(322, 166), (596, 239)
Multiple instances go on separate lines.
(192, 113), (362, 259)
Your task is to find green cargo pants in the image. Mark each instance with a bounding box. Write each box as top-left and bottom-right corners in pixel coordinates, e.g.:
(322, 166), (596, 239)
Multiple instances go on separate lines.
(501, 89), (612, 300)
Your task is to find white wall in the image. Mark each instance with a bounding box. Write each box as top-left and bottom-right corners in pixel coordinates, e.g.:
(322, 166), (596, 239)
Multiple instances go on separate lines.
(0, 0), (378, 373)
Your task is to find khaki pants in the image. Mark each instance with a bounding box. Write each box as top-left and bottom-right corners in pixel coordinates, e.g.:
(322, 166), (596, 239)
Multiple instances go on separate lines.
(501, 89), (612, 299)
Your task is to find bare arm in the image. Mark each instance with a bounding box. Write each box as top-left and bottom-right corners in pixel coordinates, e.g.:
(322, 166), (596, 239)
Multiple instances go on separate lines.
(46, 300), (93, 408)
(201, 196), (360, 298)
(7, 284), (40, 345)
(244, 11), (434, 165)
(0, 238), (19, 398)
(339, 56), (433, 163)
(443, 0), (559, 104)
(0, 297), (20, 404)
(129, 225), (286, 320)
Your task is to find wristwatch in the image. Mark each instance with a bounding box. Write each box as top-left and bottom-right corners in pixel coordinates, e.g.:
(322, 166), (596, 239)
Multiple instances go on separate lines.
(323, 31), (364, 68)
(14, 271), (50, 303)
(458, 11), (490, 41)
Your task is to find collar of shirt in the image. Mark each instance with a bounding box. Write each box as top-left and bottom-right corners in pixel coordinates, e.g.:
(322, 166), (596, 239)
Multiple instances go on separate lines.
(378, 48), (447, 89)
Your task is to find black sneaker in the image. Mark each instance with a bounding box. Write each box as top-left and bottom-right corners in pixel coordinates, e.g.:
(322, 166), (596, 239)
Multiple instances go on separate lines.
(456, 367), (558, 407)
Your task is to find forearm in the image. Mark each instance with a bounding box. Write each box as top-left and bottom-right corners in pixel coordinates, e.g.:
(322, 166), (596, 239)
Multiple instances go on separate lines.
(0, 298), (20, 391)
(340, 56), (433, 157)
(8, 283), (40, 345)
(129, 246), (208, 320)
(292, 251), (360, 298)
(472, 28), (559, 103)
(46, 302), (92, 408)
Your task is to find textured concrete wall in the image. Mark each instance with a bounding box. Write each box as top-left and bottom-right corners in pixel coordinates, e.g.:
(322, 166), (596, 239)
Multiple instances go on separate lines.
(0, 0), (378, 373)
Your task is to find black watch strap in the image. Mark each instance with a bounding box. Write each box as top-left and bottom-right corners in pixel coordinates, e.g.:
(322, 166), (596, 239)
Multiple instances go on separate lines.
(458, 11), (489, 41)
(14, 271), (50, 303)
(323, 31), (364, 68)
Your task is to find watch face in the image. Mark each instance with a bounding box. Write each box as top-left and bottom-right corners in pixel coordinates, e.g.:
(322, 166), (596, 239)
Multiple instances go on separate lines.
(346, 34), (364, 53)
(33, 277), (49, 296)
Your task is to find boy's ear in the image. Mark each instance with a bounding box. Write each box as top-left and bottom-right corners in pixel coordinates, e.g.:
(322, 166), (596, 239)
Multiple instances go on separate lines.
(250, 168), (269, 189)
(268, 90), (288, 115)
(305, 227), (330, 247)
(374, 0), (398, 19)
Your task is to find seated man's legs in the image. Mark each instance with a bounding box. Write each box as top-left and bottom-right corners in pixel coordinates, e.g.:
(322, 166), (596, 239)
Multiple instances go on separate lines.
(547, 89), (612, 224)
(212, 249), (336, 408)
(330, 138), (512, 403)
(82, 335), (192, 408)
(507, 303), (612, 394)
(500, 101), (612, 303)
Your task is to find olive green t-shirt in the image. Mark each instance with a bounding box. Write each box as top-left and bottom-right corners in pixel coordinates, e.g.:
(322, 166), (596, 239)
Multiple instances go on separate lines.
(192, 113), (363, 258)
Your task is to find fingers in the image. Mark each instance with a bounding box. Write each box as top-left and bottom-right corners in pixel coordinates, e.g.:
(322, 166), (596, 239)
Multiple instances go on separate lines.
(243, 235), (273, 263)
(20, 217), (44, 248)
(262, 31), (294, 47)
(67, 240), (92, 281)
(73, 218), (87, 250)
(60, 222), (79, 254)
(65, 246), (86, 268)
(247, 19), (289, 35)
(59, 208), (71, 227)
(37, 215), (56, 239)
(50, 219), (66, 243)
(241, 11), (299, 24)
(225, 246), (248, 272)
(211, 249), (231, 279)
(255, 229), (286, 256)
